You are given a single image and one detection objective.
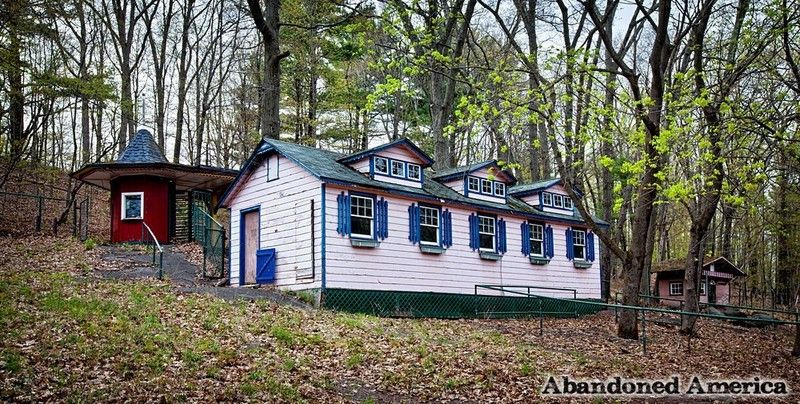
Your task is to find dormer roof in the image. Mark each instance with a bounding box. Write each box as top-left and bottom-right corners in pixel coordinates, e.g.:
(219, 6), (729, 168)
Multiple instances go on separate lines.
(338, 138), (434, 167)
(509, 177), (583, 198)
(431, 160), (517, 185)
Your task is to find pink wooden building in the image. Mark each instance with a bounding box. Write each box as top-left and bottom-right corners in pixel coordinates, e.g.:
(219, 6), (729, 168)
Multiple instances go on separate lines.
(651, 256), (745, 306)
(218, 138), (607, 312)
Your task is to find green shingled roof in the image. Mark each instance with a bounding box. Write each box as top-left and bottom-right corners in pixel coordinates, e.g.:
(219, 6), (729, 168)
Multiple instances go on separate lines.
(221, 138), (606, 226)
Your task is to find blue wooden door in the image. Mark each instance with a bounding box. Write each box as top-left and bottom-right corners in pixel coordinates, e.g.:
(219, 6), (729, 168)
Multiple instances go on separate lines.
(256, 248), (276, 284)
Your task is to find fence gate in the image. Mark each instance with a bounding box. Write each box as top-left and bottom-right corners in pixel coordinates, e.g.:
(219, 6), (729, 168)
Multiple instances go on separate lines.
(189, 191), (225, 279)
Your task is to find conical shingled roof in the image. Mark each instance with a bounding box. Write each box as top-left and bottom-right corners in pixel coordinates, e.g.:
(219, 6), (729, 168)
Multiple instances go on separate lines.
(117, 129), (168, 163)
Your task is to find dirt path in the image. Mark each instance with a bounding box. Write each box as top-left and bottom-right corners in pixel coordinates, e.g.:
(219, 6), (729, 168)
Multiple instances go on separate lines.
(94, 243), (310, 307)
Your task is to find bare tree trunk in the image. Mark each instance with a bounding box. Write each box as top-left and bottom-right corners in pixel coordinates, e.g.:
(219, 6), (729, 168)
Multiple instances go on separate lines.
(248, 0), (288, 140)
(174, 0), (195, 162)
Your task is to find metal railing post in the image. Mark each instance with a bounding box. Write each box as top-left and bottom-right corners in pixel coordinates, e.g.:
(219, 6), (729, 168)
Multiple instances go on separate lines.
(539, 297), (543, 336)
(36, 196), (43, 232)
(641, 309), (647, 355)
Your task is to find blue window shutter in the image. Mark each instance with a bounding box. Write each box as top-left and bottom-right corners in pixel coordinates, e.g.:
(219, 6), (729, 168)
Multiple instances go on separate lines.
(520, 222), (530, 256)
(498, 219), (507, 253)
(539, 192), (543, 209)
(408, 203), (419, 244)
(566, 227), (574, 260)
(468, 213), (477, 251)
(336, 193), (342, 234)
(375, 198), (388, 240)
(344, 194), (351, 235)
(408, 203), (414, 244)
(545, 225), (554, 258)
(442, 209), (452, 248)
(587, 232), (595, 261)
(337, 193), (350, 236)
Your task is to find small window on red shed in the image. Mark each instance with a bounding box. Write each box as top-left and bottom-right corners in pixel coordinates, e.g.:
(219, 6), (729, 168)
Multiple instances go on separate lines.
(121, 192), (144, 220)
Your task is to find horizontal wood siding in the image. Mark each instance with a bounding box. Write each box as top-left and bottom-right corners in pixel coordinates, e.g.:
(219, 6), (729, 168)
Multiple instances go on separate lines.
(351, 157), (370, 174)
(377, 146), (425, 164)
(228, 157), (322, 290)
(372, 174), (422, 188)
(324, 185), (601, 298)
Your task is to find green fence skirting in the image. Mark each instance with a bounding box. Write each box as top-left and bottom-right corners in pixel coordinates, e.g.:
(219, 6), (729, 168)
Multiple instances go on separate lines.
(321, 288), (604, 319)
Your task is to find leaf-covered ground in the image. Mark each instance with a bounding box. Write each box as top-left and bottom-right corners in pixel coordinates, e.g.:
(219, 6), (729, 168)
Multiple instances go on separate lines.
(1, 236), (798, 402)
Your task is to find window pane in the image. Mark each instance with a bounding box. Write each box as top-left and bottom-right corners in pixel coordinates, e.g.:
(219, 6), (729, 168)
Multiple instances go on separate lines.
(479, 216), (494, 233)
(351, 217), (372, 237)
(468, 177), (480, 191)
(375, 157), (388, 174)
(574, 245), (585, 260)
(531, 241), (543, 256)
(543, 193), (552, 206)
(407, 164), (421, 180)
(554, 194), (563, 207)
(564, 197), (573, 209)
(420, 207), (438, 226)
(530, 224), (543, 241)
(494, 183), (505, 196)
(351, 196), (373, 218)
(391, 161), (404, 176)
(481, 179), (492, 194)
(124, 195), (142, 219)
(479, 234), (494, 250)
(421, 226), (438, 243)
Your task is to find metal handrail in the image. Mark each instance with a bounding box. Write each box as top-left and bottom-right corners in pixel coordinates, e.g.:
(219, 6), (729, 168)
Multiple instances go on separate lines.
(475, 284), (578, 300)
(141, 222), (164, 279)
(197, 208), (223, 228)
(638, 294), (798, 317)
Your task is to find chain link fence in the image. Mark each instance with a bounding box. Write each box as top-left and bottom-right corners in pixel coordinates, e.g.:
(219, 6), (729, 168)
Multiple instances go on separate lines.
(321, 288), (603, 319)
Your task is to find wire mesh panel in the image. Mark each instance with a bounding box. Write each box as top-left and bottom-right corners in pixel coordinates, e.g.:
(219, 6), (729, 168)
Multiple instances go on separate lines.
(203, 226), (226, 278)
(321, 288), (604, 319)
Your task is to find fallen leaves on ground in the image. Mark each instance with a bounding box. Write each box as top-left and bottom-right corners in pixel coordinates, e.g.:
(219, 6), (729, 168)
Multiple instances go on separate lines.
(0, 236), (797, 403)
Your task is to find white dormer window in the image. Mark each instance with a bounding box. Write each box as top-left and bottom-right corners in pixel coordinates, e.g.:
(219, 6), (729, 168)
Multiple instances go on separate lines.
(564, 196), (573, 209)
(407, 164), (421, 181)
(494, 182), (505, 197)
(553, 194), (564, 208)
(374, 156), (389, 175)
(542, 192), (552, 206)
(468, 177), (480, 193)
(481, 179), (492, 194)
(391, 160), (405, 177)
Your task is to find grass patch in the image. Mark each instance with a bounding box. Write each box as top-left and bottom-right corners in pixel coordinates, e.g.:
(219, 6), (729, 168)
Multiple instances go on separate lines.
(2, 349), (24, 373)
(270, 325), (296, 346)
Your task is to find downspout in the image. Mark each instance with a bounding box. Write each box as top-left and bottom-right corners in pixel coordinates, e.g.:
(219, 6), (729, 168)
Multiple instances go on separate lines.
(321, 183), (327, 299)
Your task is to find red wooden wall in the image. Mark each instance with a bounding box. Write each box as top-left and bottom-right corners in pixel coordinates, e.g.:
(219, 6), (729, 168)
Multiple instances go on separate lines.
(110, 176), (170, 243)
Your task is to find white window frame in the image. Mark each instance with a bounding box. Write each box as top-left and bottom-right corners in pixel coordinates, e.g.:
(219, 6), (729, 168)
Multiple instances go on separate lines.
(529, 223), (544, 257)
(374, 156), (389, 175)
(266, 155), (279, 181)
(564, 196), (573, 209)
(542, 192), (552, 206)
(699, 282), (706, 295)
(121, 192), (144, 220)
(467, 176), (480, 193)
(407, 163), (421, 181)
(419, 206), (440, 246)
(478, 215), (496, 252)
(350, 195), (374, 239)
(494, 182), (506, 197)
(553, 194), (564, 208)
(669, 281), (684, 296)
(481, 179), (493, 195)
(572, 229), (586, 260)
(390, 160), (405, 177)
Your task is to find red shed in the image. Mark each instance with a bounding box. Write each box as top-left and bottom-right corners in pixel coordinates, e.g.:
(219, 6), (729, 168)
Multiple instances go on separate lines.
(72, 129), (236, 244)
